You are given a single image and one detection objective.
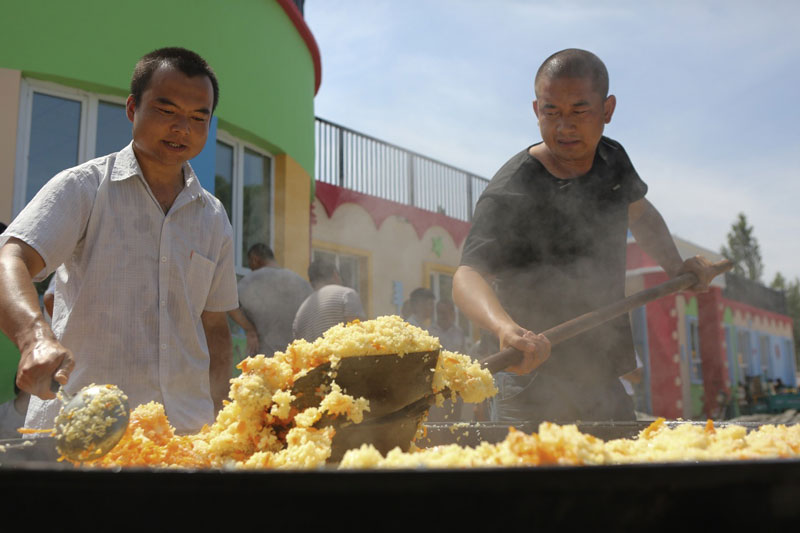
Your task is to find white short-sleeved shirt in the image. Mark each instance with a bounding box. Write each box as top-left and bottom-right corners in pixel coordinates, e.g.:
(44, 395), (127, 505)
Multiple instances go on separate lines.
(292, 284), (366, 342)
(237, 267), (312, 355)
(2, 143), (238, 433)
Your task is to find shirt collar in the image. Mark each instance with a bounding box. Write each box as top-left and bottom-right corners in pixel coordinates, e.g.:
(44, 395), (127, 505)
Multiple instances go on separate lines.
(110, 142), (205, 206)
(109, 142), (142, 182)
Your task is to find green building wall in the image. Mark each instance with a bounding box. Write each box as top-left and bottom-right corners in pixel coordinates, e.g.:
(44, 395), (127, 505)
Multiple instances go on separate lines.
(0, 0), (318, 403)
(0, 0), (317, 177)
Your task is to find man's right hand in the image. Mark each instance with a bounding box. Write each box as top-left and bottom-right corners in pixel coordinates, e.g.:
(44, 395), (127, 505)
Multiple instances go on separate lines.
(245, 329), (259, 355)
(16, 336), (75, 400)
(0, 238), (75, 400)
(498, 323), (551, 375)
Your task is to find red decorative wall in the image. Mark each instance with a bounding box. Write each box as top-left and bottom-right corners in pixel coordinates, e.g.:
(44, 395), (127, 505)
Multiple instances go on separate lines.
(644, 271), (683, 419)
(697, 287), (727, 417)
(314, 181), (472, 248)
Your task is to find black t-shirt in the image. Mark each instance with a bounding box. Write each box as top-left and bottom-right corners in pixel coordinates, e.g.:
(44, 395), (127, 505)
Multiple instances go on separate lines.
(461, 136), (647, 380)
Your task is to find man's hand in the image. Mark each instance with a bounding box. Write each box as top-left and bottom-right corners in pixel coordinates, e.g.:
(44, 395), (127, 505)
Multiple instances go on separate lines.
(498, 323), (551, 375)
(677, 255), (717, 292)
(227, 307), (258, 355)
(454, 265), (551, 374)
(202, 310), (232, 415)
(244, 329), (259, 355)
(16, 336), (75, 399)
(0, 238), (75, 400)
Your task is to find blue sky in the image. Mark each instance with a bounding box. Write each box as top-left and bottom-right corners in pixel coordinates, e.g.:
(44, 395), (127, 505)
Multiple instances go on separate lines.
(306, 0), (800, 283)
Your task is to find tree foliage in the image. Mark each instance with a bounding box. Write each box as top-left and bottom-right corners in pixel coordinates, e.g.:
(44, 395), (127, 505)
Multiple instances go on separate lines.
(771, 272), (787, 291)
(771, 272), (800, 367)
(721, 213), (764, 282)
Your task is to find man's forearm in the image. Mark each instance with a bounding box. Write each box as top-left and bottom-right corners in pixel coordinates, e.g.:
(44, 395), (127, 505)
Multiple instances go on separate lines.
(0, 240), (72, 398)
(202, 311), (232, 413)
(452, 265), (514, 338)
(453, 265), (551, 373)
(227, 307), (254, 332)
(0, 240), (51, 350)
(628, 198), (684, 277)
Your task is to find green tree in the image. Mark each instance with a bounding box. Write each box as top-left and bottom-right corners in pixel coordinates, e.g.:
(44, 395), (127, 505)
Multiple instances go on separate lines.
(786, 278), (800, 368)
(771, 272), (800, 368)
(771, 272), (787, 291)
(721, 213), (764, 282)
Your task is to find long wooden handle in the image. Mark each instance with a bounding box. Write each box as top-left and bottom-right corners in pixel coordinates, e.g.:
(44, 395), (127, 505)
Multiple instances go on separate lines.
(481, 259), (733, 374)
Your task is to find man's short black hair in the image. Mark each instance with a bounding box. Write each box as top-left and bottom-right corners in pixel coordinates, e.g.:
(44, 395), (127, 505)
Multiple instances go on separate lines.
(247, 243), (274, 261)
(130, 47), (220, 112)
(535, 48), (609, 98)
(409, 287), (435, 304)
(308, 258), (338, 285)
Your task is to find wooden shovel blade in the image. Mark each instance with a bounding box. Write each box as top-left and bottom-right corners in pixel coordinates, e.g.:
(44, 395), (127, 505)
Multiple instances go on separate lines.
(291, 350), (439, 421)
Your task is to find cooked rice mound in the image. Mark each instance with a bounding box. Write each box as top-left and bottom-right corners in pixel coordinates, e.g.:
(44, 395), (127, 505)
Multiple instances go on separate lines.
(88, 316), (496, 469)
(339, 418), (800, 469)
(84, 315), (800, 469)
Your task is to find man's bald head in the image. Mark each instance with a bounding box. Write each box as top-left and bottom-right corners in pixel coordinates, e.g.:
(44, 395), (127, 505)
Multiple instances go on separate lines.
(535, 49), (609, 98)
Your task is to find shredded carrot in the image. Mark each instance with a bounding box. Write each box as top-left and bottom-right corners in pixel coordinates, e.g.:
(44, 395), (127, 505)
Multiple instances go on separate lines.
(17, 427), (54, 435)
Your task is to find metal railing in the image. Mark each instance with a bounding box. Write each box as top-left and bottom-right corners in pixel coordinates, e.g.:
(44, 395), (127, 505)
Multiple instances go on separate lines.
(315, 117), (489, 222)
(723, 273), (788, 315)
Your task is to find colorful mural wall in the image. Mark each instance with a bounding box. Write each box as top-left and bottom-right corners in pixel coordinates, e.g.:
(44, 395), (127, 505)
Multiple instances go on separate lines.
(627, 239), (796, 420)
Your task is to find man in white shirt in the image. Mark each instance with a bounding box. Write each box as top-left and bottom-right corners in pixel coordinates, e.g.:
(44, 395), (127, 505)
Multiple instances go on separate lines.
(293, 259), (365, 342)
(0, 47), (238, 434)
(229, 244), (312, 355)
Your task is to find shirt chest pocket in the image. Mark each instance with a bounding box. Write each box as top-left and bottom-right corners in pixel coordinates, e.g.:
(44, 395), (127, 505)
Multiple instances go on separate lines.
(187, 251), (215, 318)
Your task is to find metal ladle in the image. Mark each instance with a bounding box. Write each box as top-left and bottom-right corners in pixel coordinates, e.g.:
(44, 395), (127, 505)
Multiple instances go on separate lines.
(52, 382), (130, 462)
(0, 382), (130, 462)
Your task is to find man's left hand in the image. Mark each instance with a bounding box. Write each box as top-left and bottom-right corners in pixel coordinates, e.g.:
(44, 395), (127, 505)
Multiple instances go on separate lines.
(677, 255), (716, 292)
(245, 329), (259, 355)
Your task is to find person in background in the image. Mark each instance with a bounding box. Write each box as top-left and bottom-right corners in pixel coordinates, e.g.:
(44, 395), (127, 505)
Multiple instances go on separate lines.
(401, 299), (412, 320)
(292, 258), (366, 342)
(0, 48), (238, 435)
(228, 243), (311, 356)
(406, 288), (435, 329)
(430, 299), (466, 353)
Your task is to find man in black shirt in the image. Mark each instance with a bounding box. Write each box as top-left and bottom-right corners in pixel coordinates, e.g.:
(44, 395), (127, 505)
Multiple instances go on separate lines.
(454, 49), (715, 422)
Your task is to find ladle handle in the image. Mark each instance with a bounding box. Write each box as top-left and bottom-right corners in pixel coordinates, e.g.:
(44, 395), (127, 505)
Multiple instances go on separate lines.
(480, 259), (733, 374)
(50, 379), (72, 402)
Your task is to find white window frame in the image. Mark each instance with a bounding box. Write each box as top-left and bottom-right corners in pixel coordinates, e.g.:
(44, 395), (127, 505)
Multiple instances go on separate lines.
(13, 78), (126, 216)
(216, 130), (275, 274)
(686, 316), (703, 385)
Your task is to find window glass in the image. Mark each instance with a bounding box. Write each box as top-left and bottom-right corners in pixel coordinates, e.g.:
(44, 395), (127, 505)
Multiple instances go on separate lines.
(737, 329), (750, 379)
(311, 248), (368, 302)
(95, 101), (131, 156)
(312, 249), (358, 291)
(214, 141), (234, 223)
(687, 319), (703, 383)
(337, 254), (359, 290)
(759, 335), (770, 378)
(725, 325), (737, 386)
(313, 249), (336, 265)
(241, 148), (271, 264)
(26, 93), (81, 203)
(430, 270), (471, 337)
